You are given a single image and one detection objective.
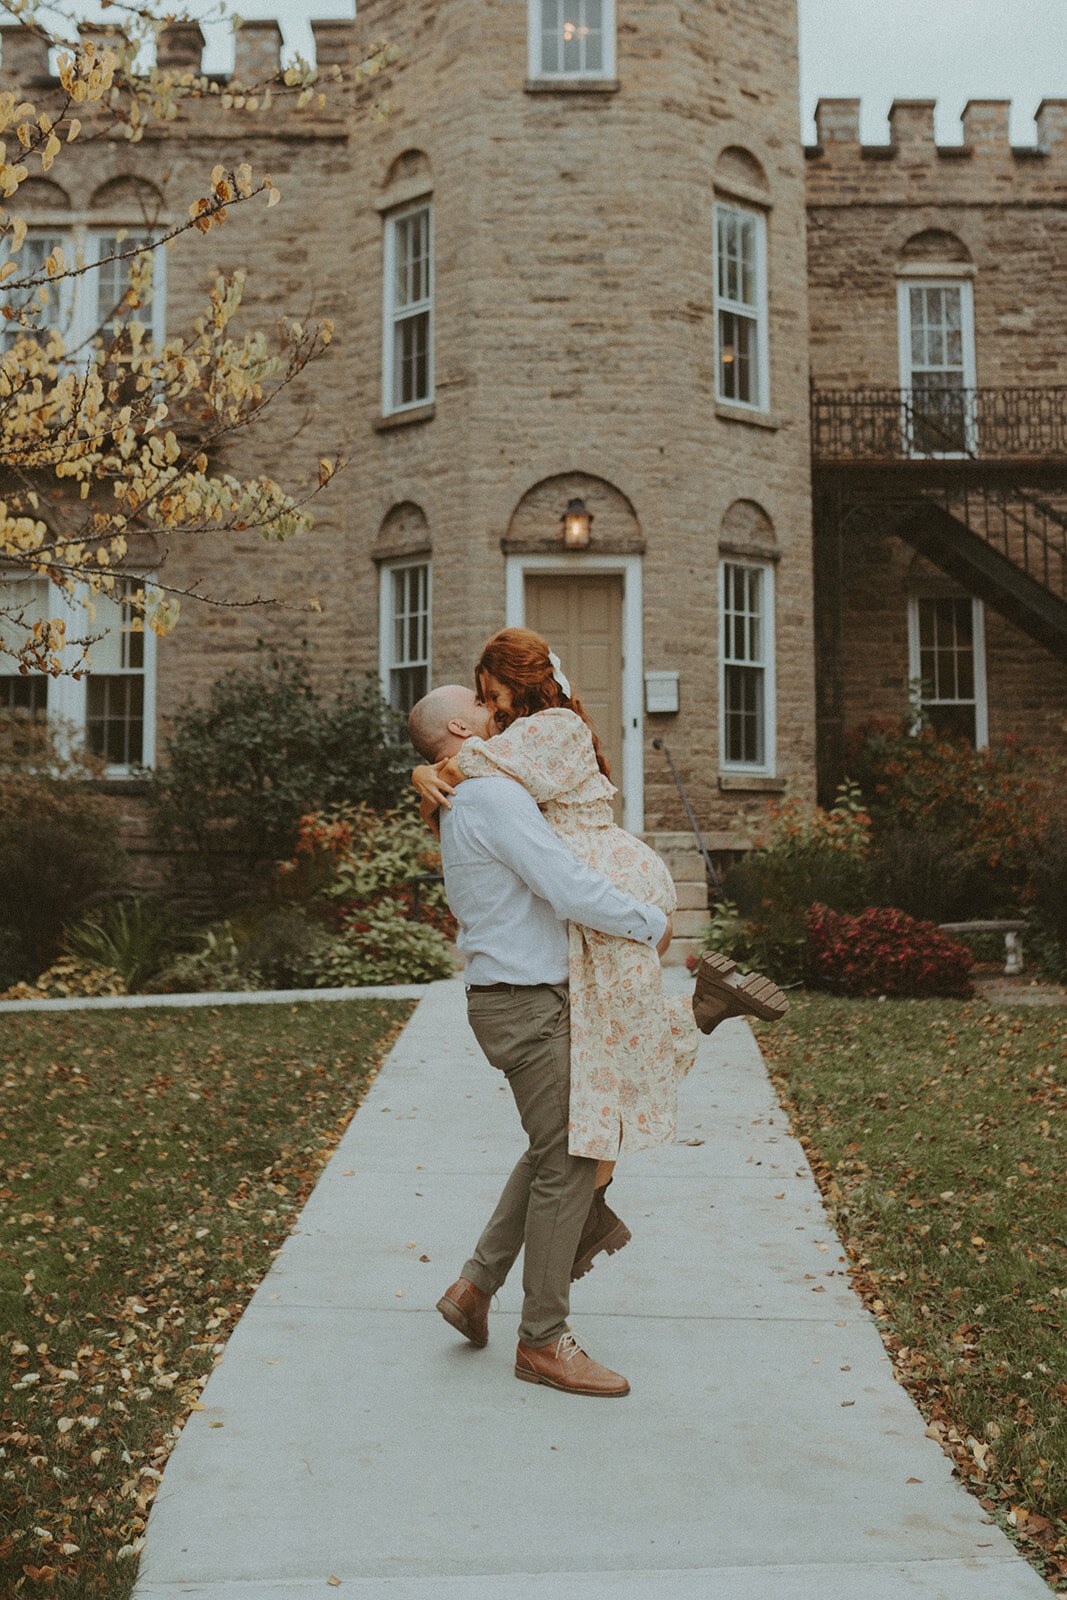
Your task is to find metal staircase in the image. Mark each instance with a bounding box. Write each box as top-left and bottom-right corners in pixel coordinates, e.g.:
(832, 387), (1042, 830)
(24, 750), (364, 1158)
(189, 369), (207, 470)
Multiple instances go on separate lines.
(810, 384), (1067, 793)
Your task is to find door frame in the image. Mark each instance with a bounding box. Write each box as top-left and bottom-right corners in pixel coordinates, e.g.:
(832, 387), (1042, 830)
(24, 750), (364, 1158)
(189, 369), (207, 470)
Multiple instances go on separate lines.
(504, 552), (644, 833)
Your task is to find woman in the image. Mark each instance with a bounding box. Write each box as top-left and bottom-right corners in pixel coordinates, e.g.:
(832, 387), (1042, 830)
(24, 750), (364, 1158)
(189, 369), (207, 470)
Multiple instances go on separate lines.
(414, 629), (735, 1174)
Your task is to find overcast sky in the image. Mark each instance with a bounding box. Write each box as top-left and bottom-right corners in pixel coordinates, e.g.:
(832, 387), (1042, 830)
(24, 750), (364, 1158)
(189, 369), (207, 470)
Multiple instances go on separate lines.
(45, 0), (1067, 147)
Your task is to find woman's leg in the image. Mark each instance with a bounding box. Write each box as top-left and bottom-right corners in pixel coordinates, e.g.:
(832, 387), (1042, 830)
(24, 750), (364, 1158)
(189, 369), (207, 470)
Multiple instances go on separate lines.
(594, 1158), (615, 1189)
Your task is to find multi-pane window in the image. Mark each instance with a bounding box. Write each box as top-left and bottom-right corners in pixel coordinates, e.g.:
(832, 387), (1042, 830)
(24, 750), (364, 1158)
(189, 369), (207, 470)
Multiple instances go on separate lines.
(0, 577), (51, 717)
(720, 560), (775, 771)
(531, 0), (613, 77)
(898, 280), (975, 455)
(0, 576), (155, 769)
(1, 229), (164, 357)
(94, 233), (157, 338)
(380, 561), (431, 714)
(714, 203), (768, 410)
(1, 234), (70, 353)
(383, 205), (433, 414)
(85, 583), (147, 768)
(909, 596), (987, 747)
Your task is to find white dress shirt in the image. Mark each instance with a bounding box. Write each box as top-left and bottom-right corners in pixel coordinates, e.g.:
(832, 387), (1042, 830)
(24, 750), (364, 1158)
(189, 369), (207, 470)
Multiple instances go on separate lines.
(439, 774), (668, 987)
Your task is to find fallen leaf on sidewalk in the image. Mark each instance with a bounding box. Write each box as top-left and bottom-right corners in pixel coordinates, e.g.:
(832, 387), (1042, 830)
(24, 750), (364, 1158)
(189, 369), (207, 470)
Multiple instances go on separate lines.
(685, 1139), (705, 1146)
(906, 1477), (922, 1484)
(841, 1400), (855, 1407)
(328, 1578), (341, 1588)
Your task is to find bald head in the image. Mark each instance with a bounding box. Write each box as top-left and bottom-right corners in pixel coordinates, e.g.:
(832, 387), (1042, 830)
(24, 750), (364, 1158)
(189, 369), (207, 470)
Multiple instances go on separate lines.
(408, 684), (491, 761)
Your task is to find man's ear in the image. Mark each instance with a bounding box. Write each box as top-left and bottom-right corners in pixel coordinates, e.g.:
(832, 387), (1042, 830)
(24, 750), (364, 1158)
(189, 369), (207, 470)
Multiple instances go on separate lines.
(445, 717), (474, 740)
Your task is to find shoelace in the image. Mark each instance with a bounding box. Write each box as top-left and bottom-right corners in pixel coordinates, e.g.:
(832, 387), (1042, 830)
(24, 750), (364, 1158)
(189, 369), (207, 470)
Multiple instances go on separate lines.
(553, 1330), (584, 1364)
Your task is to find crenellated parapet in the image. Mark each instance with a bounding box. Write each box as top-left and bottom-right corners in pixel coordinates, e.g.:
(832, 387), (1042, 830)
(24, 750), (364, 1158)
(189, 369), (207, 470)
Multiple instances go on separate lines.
(809, 97), (1067, 165)
(0, 16), (358, 86)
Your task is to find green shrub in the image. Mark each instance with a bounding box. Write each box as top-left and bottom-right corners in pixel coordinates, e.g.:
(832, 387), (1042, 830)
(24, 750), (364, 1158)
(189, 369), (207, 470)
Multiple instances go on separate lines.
(1, 956), (127, 1001)
(155, 923), (265, 994)
(308, 902), (454, 987)
(845, 719), (1047, 910)
(65, 897), (184, 993)
(701, 897), (808, 985)
(704, 782), (872, 984)
(805, 903), (973, 998)
(149, 651), (413, 891)
(865, 827), (973, 923)
(1025, 821), (1067, 981)
(0, 715), (123, 983)
(279, 800), (453, 938)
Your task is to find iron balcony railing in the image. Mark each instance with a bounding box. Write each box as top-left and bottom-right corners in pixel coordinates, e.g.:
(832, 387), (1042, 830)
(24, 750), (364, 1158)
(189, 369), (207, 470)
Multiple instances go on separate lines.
(811, 386), (1067, 464)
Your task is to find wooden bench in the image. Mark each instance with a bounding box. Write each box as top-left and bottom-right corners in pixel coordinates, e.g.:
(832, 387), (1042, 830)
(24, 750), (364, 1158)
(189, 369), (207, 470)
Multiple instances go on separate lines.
(939, 920), (1029, 976)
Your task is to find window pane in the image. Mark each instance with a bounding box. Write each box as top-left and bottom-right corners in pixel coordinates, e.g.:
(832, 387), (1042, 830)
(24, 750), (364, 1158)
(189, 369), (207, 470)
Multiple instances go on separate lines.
(916, 598), (978, 745)
(541, 0), (561, 72)
(562, 4), (582, 72)
(721, 562), (767, 767)
(86, 674), (144, 767)
(0, 674), (48, 716)
(395, 310), (430, 407)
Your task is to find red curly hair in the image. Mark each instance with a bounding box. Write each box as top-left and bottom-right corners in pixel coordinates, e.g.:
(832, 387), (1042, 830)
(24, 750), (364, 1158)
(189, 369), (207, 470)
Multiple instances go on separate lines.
(475, 627), (610, 778)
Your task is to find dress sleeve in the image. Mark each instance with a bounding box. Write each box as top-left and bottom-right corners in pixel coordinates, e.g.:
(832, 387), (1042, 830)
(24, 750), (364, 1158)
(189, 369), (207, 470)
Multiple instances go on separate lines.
(455, 711), (595, 803)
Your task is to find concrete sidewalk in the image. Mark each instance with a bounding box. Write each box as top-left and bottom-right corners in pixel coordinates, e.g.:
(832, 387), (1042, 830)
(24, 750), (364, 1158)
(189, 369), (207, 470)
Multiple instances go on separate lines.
(132, 977), (1050, 1600)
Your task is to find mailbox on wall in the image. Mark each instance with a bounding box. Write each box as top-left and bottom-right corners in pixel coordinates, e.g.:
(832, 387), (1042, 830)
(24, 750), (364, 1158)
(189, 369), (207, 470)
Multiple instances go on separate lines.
(644, 670), (680, 714)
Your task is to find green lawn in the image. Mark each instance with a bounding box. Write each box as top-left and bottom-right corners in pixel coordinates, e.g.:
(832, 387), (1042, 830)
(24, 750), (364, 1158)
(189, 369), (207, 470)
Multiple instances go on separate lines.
(756, 993), (1067, 1591)
(0, 998), (413, 1599)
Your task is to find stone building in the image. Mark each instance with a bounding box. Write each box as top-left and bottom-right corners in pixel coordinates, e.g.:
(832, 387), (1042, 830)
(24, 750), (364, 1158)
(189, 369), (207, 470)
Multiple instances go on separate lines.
(807, 97), (1067, 797)
(1, 12), (1065, 949)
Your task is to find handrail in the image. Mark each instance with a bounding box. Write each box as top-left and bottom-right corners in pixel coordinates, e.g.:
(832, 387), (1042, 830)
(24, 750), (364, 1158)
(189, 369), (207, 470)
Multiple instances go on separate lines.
(651, 738), (723, 897)
(811, 385), (1067, 464)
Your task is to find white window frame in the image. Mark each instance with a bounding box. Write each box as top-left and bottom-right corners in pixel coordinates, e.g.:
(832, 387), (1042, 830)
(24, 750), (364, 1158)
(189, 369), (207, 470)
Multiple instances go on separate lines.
(1, 576), (157, 774)
(713, 200), (770, 413)
(896, 274), (976, 458)
(504, 551), (643, 834)
(527, 0), (616, 81)
(2, 226), (166, 358)
(378, 557), (432, 714)
(718, 558), (776, 776)
(381, 201), (434, 417)
(907, 595), (988, 748)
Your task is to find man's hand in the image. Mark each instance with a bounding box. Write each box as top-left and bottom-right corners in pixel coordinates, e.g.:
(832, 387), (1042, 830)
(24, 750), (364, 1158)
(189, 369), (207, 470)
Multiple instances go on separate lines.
(657, 915), (673, 958)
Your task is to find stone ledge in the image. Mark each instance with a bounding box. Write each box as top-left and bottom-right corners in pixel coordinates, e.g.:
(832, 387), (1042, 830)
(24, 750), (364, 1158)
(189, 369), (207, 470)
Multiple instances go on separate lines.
(718, 774), (787, 793)
(524, 77), (620, 95)
(715, 402), (781, 431)
(374, 403), (436, 432)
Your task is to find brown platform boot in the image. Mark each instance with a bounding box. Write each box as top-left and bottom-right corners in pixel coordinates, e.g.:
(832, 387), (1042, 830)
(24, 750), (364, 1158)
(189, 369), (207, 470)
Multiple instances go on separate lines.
(693, 950), (789, 1034)
(571, 1182), (631, 1282)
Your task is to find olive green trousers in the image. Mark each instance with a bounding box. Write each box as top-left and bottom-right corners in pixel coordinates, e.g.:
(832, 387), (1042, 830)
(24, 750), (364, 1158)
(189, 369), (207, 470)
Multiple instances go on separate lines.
(461, 983), (598, 1348)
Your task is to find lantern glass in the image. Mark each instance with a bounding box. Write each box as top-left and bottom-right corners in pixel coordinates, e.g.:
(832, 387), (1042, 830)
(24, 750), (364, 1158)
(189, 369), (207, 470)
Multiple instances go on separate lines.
(562, 498), (592, 548)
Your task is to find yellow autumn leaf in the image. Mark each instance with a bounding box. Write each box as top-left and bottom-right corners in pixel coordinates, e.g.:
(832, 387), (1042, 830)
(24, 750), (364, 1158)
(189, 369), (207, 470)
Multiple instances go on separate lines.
(66, 118), (81, 142)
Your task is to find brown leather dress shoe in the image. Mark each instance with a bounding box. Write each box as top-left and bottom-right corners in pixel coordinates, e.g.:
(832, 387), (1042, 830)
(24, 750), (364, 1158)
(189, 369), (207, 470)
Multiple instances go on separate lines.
(692, 950), (789, 1035)
(515, 1331), (630, 1396)
(436, 1277), (491, 1348)
(571, 1184), (631, 1282)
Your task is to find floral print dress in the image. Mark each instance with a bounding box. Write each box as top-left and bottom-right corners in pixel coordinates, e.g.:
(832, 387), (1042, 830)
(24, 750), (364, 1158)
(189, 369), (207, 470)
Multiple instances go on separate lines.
(456, 708), (698, 1160)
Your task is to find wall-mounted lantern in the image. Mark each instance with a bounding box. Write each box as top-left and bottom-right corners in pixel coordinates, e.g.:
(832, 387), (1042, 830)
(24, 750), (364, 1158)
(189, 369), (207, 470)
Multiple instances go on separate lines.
(561, 497), (593, 549)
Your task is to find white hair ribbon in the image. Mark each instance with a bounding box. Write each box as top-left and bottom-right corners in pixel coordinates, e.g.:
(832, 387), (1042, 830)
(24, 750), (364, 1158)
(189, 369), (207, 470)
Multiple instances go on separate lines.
(548, 649), (572, 699)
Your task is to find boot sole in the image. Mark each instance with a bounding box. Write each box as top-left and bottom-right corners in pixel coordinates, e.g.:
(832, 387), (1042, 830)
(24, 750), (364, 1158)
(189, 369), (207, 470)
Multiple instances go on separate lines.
(571, 1219), (632, 1282)
(514, 1364), (630, 1397)
(694, 952), (789, 1023)
(436, 1295), (488, 1348)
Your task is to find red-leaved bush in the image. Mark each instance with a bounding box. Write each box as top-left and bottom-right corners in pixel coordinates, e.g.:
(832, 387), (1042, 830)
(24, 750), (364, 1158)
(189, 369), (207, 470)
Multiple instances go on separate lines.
(805, 903), (973, 998)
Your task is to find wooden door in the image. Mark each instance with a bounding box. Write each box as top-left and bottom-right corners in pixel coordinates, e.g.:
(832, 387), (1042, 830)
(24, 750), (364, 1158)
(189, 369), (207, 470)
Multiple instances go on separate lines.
(525, 574), (624, 820)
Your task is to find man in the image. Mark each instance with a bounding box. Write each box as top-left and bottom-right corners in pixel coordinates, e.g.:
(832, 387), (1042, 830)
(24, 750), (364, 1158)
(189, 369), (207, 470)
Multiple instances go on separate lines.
(407, 684), (672, 1398)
